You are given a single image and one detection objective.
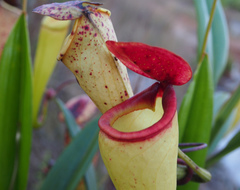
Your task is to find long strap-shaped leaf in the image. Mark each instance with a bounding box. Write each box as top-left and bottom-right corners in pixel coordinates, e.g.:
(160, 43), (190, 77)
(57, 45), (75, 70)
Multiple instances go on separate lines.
(41, 114), (100, 190)
(207, 130), (240, 167)
(178, 55), (213, 190)
(193, 0), (214, 68)
(194, 0), (229, 86)
(206, 0), (229, 85)
(0, 13), (32, 190)
(210, 85), (240, 145)
(55, 98), (97, 190)
(55, 99), (80, 137)
(208, 92), (237, 154)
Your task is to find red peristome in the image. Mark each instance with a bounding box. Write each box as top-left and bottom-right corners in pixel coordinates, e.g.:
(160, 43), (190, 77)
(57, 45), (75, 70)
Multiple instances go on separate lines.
(98, 82), (177, 142)
(106, 41), (192, 86)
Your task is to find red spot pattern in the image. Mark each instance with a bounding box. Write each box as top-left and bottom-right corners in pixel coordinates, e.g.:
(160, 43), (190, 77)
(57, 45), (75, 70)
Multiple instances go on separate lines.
(83, 25), (90, 31)
(67, 14), (72, 19)
(54, 7), (131, 113)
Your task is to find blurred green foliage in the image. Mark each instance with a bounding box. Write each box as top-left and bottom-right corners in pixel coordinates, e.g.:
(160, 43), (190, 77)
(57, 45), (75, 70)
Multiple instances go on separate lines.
(222, 0), (240, 10)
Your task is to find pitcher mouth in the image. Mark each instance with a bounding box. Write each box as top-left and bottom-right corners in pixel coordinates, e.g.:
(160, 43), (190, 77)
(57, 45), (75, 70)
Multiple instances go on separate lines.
(98, 82), (177, 142)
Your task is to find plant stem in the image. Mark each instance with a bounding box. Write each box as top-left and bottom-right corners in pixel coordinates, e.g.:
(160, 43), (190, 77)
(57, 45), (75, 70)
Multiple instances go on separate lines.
(179, 143), (207, 153)
(178, 148), (212, 182)
(199, 0), (218, 63)
(22, 0), (27, 14)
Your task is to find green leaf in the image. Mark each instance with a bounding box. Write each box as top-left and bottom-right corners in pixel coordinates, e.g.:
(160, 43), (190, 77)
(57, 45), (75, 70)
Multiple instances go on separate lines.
(178, 75), (195, 142)
(208, 109), (236, 154)
(55, 98), (98, 190)
(55, 98), (80, 137)
(41, 116), (100, 190)
(213, 92), (231, 119)
(206, 0), (229, 85)
(227, 99), (240, 133)
(210, 85), (240, 145)
(178, 55), (213, 190)
(207, 129), (240, 167)
(84, 164), (98, 190)
(33, 17), (70, 128)
(193, 0), (214, 67)
(208, 92), (237, 154)
(0, 13), (32, 190)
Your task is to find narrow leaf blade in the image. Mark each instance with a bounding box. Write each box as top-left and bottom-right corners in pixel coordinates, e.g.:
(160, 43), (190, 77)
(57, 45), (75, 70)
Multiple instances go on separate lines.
(206, 0), (229, 85)
(210, 85), (240, 144)
(208, 92), (236, 153)
(207, 130), (240, 167)
(227, 100), (240, 134)
(193, 0), (214, 67)
(84, 164), (98, 190)
(55, 98), (80, 137)
(16, 15), (33, 190)
(178, 77), (195, 142)
(41, 116), (100, 190)
(56, 98), (98, 190)
(0, 13), (32, 190)
(178, 55), (213, 190)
